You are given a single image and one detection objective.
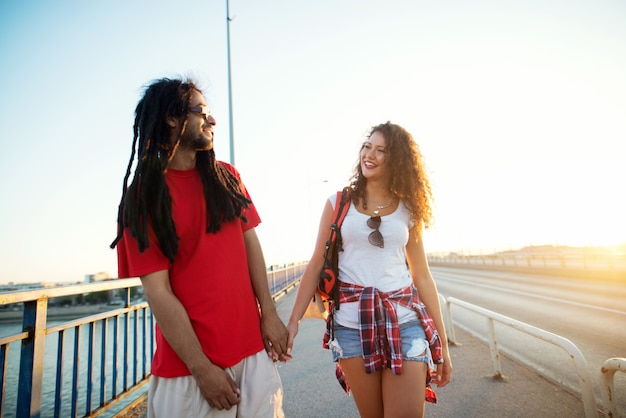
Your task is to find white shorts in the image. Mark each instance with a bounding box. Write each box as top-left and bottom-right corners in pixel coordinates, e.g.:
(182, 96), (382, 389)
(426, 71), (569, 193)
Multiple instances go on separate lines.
(147, 350), (284, 418)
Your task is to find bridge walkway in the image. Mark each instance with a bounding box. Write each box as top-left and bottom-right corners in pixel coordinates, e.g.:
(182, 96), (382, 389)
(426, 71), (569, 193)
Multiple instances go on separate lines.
(119, 284), (587, 417)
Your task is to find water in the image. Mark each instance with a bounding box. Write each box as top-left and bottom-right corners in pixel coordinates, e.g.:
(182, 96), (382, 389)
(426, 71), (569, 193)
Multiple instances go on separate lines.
(1, 314), (152, 417)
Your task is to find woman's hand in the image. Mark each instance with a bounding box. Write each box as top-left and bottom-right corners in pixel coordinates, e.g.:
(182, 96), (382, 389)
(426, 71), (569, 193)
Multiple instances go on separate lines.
(285, 320), (300, 359)
(432, 353), (453, 388)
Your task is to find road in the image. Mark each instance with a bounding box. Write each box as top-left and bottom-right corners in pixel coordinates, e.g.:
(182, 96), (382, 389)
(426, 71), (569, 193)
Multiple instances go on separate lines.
(431, 265), (626, 414)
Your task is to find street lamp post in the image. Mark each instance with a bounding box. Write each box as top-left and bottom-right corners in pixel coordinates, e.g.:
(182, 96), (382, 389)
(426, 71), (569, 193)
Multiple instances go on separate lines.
(226, 0), (235, 165)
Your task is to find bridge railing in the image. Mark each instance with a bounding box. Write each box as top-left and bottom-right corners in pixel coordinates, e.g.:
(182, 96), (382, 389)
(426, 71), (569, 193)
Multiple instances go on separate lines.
(0, 261), (307, 418)
(600, 357), (626, 418)
(439, 295), (598, 418)
(1, 279), (151, 418)
(428, 248), (626, 280)
(268, 262), (308, 298)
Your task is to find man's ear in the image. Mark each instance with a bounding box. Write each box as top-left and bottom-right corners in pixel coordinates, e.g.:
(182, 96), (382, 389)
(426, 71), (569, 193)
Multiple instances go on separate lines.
(165, 116), (177, 128)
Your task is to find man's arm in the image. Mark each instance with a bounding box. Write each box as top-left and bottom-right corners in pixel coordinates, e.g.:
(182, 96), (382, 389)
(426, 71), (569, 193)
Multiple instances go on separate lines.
(140, 269), (241, 410)
(243, 228), (290, 361)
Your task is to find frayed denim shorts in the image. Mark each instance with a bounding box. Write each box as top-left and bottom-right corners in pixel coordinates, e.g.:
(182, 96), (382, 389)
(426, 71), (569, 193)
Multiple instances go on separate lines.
(329, 321), (432, 367)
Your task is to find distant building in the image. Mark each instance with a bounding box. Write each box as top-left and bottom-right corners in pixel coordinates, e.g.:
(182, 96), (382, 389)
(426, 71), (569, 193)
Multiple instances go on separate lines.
(0, 282), (44, 293)
(85, 272), (111, 283)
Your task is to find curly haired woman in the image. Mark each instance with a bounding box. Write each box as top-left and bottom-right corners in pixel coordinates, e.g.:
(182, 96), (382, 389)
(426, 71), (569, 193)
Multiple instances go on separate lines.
(287, 122), (452, 418)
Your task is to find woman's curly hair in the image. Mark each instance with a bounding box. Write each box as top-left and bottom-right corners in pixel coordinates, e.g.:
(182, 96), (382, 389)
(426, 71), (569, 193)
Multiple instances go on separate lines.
(349, 121), (433, 239)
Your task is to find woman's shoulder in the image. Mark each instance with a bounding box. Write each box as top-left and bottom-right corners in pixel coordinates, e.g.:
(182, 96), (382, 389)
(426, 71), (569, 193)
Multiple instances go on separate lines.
(327, 189), (351, 209)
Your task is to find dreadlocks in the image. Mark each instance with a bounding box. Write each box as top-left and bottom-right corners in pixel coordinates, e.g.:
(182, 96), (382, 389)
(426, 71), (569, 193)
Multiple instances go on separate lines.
(110, 78), (251, 262)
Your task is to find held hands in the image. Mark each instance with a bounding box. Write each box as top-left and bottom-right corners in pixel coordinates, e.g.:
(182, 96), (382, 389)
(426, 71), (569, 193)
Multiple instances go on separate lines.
(260, 311), (291, 362)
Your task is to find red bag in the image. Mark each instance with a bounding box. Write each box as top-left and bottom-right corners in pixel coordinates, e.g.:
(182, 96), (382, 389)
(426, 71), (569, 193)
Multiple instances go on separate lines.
(317, 188), (351, 306)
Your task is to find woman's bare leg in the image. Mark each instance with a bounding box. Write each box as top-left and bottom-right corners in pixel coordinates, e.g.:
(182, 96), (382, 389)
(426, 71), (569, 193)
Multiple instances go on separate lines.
(339, 357), (383, 418)
(382, 360), (428, 418)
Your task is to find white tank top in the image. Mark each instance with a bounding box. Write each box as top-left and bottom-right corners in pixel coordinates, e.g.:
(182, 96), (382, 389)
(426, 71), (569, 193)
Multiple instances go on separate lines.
(330, 194), (418, 328)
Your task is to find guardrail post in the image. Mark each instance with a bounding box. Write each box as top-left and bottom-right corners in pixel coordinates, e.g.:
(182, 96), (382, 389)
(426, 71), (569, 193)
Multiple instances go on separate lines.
(16, 298), (48, 418)
(601, 357), (626, 418)
(486, 318), (503, 380)
(437, 294), (457, 345)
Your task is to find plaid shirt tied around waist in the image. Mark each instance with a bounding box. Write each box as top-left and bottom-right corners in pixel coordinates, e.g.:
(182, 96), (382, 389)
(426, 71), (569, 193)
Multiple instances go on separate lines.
(322, 282), (443, 403)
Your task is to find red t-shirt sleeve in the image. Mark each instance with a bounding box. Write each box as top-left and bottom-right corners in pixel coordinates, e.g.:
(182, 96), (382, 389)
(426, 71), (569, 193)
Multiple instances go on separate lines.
(221, 162), (261, 232)
(117, 226), (169, 278)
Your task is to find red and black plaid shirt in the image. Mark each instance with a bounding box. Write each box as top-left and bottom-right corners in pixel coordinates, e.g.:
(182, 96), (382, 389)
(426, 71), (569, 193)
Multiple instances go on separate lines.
(323, 282), (442, 403)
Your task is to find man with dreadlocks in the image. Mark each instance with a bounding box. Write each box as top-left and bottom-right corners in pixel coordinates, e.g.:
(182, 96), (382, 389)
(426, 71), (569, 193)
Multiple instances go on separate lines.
(111, 78), (287, 417)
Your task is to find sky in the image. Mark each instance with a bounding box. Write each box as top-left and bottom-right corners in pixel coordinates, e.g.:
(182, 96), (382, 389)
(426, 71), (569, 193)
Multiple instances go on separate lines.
(0, 0), (625, 284)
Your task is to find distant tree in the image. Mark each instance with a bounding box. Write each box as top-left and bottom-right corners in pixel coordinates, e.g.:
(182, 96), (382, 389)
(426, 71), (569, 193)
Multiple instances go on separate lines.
(51, 296), (74, 306)
(84, 290), (110, 304)
(117, 286), (139, 301)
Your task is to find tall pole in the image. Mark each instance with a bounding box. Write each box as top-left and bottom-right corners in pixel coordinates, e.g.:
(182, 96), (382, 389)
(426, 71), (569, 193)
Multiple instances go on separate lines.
(226, 0), (235, 165)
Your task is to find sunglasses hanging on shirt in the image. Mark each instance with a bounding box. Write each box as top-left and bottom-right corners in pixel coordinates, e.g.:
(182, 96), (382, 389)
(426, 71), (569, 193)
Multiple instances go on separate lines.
(367, 215), (384, 248)
(365, 196), (393, 248)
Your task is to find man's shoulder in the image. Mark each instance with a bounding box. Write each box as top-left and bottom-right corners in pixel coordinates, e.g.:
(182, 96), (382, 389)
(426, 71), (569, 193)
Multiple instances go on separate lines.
(217, 160), (235, 172)
(217, 161), (241, 179)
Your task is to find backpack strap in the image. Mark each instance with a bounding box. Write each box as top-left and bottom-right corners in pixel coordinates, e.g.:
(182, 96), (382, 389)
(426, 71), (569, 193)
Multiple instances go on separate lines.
(324, 187), (350, 263)
(318, 187), (351, 306)
(317, 187), (351, 338)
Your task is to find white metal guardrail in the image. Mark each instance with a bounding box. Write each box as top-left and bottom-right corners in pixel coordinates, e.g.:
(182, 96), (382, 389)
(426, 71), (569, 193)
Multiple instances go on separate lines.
(601, 357), (626, 418)
(439, 295), (598, 418)
(428, 247), (626, 272)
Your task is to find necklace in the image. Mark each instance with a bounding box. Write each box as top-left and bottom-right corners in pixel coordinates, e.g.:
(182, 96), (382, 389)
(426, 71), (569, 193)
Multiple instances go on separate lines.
(365, 196), (393, 216)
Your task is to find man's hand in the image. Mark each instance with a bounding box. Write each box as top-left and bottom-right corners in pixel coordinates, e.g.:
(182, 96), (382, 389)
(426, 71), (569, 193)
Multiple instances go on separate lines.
(141, 271), (242, 410)
(261, 311), (291, 362)
(193, 362), (241, 410)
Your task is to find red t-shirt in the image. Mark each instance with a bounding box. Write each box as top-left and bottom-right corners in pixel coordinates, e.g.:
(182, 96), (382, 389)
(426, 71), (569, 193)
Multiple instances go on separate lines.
(117, 163), (264, 376)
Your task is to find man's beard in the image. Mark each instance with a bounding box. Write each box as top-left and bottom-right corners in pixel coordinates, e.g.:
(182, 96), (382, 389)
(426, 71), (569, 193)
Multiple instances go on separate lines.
(191, 135), (212, 150)
(180, 129), (213, 151)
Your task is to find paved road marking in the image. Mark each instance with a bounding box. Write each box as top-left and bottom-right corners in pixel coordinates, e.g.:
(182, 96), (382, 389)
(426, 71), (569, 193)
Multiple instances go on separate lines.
(435, 272), (626, 316)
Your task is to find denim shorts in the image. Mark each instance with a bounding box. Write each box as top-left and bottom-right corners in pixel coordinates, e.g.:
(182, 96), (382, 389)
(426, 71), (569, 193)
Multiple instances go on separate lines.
(329, 321), (431, 367)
